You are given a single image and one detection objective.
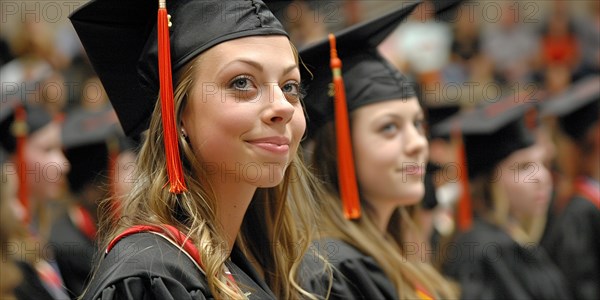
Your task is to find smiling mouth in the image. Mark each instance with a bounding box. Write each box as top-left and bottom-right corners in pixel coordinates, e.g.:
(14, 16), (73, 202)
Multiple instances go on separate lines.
(246, 137), (291, 155)
(398, 166), (424, 175)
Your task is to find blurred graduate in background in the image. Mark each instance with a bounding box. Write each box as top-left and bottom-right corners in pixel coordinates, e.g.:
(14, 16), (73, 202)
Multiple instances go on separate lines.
(540, 75), (600, 300)
(436, 94), (572, 299)
(0, 99), (70, 300)
(49, 103), (138, 299)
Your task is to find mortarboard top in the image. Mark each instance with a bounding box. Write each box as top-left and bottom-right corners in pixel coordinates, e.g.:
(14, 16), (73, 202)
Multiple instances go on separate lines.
(299, 2), (419, 138)
(0, 98), (53, 154)
(424, 103), (461, 139)
(263, 0), (298, 23)
(541, 75), (600, 140)
(61, 105), (123, 194)
(299, 0), (464, 138)
(432, 94), (536, 179)
(70, 0), (288, 139)
(61, 105), (121, 149)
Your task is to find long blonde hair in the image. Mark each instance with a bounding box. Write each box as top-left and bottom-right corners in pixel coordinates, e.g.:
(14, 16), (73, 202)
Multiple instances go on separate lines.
(93, 44), (325, 300)
(310, 121), (458, 299)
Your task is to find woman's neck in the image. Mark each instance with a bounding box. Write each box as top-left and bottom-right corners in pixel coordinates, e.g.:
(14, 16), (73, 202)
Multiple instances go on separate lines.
(213, 181), (257, 254)
(365, 198), (397, 234)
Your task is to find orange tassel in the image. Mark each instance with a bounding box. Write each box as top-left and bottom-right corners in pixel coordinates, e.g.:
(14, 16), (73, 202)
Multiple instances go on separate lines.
(329, 34), (360, 220)
(158, 0), (187, 194)
(452, 123), (472, 231)
(13, 105), (29, 224)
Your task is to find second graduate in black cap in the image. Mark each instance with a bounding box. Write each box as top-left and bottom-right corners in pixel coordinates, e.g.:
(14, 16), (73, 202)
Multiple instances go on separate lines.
(70, 0), (329, 299)
(300, 1), (460, 299)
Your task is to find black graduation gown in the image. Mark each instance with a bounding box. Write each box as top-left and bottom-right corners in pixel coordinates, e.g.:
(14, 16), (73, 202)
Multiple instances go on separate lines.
(302, 238), (398, 300)
(443, 220), (572, 300)
(49, 213), (96, 299)
(82, 232), (277, 300)
(14, 261), (56, 300)
(542, 195), (600, 300)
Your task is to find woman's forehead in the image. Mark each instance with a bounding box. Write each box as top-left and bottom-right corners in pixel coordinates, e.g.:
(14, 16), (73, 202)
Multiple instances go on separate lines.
(353, 97), (422, 118)
(200, 36), (295, 67)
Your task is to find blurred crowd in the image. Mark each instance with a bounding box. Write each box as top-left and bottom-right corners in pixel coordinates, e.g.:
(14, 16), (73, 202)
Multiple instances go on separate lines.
(0, 0), (598, 299)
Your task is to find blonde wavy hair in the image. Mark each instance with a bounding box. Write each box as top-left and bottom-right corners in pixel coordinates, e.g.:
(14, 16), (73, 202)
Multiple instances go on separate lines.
(93, 44), (326, 299)
(310, 121), (458, 299)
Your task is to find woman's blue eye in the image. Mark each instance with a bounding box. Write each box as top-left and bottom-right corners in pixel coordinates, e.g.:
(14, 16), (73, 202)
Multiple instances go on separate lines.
(230, 76), (252, 90)
(381, 123), (398, 133)
(282, 82), (299, 94)
(282, 81), (301, 102)
(414, 119), (427, 134)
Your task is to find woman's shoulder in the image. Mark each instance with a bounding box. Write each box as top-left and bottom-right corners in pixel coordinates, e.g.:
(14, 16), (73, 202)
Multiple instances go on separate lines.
(303, 238), (397, 300)
(443, 220), (517, 272)
(563, 195), (600, 220)
(453, 220), (513, 248)
(83, 232), (211, 300)
(313, 238), (372, 264)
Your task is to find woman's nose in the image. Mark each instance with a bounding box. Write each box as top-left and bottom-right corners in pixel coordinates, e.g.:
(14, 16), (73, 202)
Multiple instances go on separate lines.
(263, 84), (294, 125)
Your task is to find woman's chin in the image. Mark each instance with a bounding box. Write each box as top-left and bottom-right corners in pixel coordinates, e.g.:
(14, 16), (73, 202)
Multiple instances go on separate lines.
(245, 166), (287, 188)
(397, 185), (425, 204)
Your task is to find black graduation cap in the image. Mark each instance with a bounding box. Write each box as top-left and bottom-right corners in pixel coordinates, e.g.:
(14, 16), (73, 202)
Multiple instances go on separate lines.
(299, 2), (420, 137)
(62, 105), (121, 149)
(262, 0), (296, 24)
(0, 98), (53, 154)
(432, 96), (536, 179)
(426, 105), (460, 127)
(61, 105), (122, 194)
(299, 0), (464, 137)
(422, 162), (442, 210)
(71, 0), (288, 193)
(70, 0), (288, 138)
(425, 103), (461, 139)
(541, 75), (600, 141)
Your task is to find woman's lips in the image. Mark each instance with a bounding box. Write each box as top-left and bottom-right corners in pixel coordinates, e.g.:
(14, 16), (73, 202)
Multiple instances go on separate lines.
(246, 136), (290, 154)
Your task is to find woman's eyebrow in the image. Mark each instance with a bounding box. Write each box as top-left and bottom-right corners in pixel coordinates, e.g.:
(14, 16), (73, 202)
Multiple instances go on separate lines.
(217, 59), (297, 77)
(281, 64), (298, 77)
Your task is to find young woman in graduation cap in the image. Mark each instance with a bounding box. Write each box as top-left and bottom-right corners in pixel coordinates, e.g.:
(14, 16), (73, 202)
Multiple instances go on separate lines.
(299, 2), (459, 299)
(70, 0), (328, 299)
(0, 99), (71, 300)
(540, 75), (600, 300)
(434, 95), (572, 299)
